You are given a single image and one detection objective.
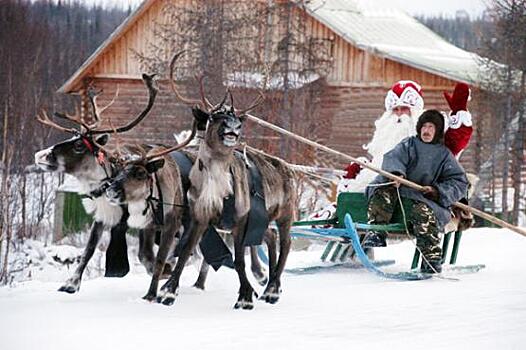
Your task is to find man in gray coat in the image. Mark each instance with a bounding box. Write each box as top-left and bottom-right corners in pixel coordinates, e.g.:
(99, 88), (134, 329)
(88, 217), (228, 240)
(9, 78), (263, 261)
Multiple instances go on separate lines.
(363, 110), (469, 273)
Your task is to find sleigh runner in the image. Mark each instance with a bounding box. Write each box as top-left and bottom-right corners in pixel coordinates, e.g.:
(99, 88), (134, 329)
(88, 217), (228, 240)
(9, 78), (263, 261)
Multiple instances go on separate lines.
(284, 192), (483, 279)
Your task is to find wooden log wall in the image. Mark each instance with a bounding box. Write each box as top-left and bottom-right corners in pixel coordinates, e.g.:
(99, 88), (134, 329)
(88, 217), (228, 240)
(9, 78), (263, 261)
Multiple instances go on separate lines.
(317, 83), (481, 173)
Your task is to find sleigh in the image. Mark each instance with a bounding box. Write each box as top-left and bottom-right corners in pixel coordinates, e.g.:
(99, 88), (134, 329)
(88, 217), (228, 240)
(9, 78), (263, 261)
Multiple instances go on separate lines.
(280, 192), (480, 279)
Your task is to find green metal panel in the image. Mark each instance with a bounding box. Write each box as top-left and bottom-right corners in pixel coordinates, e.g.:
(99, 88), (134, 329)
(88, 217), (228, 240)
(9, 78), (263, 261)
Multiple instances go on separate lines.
(320, 241), (336, 262)
(411, 249), (420, 269)
(62, 192), (93, 235)
(450, 231), (463, 264)
(335, 192), (413, 229)
(441, 232), (452, 263)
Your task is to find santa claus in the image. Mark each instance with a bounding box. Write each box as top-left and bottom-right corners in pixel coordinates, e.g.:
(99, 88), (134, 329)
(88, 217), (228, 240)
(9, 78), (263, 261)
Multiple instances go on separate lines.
(308, 80), (473, 224)
(338, 80), (473, 193)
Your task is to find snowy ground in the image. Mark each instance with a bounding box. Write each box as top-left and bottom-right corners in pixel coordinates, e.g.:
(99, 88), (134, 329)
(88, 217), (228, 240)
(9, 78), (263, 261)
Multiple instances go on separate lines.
(1, 227), (526, 350)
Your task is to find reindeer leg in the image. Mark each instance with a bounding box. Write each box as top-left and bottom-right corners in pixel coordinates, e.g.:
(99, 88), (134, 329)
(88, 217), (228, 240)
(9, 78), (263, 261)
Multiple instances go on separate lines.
(158, 221), (208, 306)
(249, 246), (268, 286)
(261, 217), (291, 304)
(105, 210), (129, 277)
(143, 218), (176, 301)
(193, 259), (210, 290)
(233, 217), (256, 310)
(138, 227), (156, 275)
(259, 228), (277, 300)
(58, 221), (104, 293)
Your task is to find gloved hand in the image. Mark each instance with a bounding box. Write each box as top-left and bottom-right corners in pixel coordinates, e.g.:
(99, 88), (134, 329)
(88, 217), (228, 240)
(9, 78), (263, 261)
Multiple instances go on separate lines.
(443, 83), (470, 115)
(343, 163), (361, 179)
(421, 186), (439, 201)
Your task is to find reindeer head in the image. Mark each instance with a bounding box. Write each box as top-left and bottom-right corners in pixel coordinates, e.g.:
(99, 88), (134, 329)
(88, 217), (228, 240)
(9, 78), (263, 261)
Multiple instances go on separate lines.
(35, 133), (110, 175)
(34, 74), (157, 181)
(105, 126), (196, 206)
(168, 51), (263, 154)
(105, 152), (165, 206)
(192, 96), (246, 151)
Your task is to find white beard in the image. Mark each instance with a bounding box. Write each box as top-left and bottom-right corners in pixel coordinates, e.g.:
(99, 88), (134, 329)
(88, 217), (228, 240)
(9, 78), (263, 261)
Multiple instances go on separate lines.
(340, 109), (421, 193)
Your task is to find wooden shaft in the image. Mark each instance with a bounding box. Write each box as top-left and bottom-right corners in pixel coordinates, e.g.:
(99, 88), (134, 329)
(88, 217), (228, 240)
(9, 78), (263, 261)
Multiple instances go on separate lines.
(245, 113), (526, 237)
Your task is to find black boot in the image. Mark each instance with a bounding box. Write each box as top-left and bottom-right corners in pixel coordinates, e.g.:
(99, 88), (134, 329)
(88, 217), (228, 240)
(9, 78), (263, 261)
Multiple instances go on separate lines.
(362, 232), (387, 248)
(421, 259), (442, 274)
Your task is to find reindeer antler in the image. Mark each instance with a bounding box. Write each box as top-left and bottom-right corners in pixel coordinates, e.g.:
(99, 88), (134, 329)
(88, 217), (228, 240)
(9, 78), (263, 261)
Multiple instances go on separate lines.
(52, 104), (93, 133)
(169, 51), (215, 111)
(196, 74), (215, 111)
(236, 90), (265, 116)
(145, 121), (197, 160)
(36, 110), (79, 134)
(90, 73), (158, 135)
(87, 85), (120, 130)
(170, 51), (203, 108)
(235, 66), (268, 116)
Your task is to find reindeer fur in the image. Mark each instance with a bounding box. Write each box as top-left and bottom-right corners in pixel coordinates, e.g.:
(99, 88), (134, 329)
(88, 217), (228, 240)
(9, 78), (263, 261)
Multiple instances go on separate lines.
(158, 108), (296, 309)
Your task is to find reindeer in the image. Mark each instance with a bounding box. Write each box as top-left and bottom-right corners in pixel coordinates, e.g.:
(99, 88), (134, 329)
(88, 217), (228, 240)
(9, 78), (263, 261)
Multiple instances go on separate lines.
(102, 54), (272, 298)
(103, 131), (196, 300)
(105, 137), (276, 299)
(155, 53), (296, 309)
(34, 74), (158, 293)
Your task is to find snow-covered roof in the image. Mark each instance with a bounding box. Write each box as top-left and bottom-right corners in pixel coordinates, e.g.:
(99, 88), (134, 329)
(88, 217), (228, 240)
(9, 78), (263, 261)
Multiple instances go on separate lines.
(304, 0), (483, 85)
(59, 0), (486, 94)
(226, 72), (320, 90)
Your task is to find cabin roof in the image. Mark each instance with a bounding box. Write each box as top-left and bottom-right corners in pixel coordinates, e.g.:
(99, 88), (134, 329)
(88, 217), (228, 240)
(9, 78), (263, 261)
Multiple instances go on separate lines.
(305, 0), (483, 85)
(59, 0), (484, 94)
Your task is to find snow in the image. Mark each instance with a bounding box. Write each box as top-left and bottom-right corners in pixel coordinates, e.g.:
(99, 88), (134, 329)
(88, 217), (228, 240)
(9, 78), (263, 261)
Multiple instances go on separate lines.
(1, 227), (526, 350)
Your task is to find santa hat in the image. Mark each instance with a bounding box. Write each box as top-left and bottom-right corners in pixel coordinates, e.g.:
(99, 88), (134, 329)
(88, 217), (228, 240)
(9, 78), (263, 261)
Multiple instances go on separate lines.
(384, 80), (424, 112)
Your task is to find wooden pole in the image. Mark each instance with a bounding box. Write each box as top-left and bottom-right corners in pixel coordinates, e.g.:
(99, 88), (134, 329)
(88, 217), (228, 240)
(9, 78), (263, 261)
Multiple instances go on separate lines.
(245, 113), (526, 237)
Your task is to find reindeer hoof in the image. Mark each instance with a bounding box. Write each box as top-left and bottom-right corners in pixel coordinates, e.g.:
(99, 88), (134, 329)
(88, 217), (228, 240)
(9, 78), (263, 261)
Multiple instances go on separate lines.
(58, 283), (79, 294)
(260, 292), (280, 304)
(156, 287), (178, 306)
(260, 283), (281, 304)
(142, 293), (157, 302)
(234, 300), (254, 310)
(193, 283), (205, 291)
(160, 295), (175, 306)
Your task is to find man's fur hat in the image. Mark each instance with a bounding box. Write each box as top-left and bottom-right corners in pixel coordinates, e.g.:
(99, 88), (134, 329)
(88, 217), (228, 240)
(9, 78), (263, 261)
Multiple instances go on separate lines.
(416, 110), (445, 144)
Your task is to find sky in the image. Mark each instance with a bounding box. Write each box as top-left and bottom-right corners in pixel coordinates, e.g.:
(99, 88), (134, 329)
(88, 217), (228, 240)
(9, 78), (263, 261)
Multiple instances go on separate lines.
(94, 0), (488, 18)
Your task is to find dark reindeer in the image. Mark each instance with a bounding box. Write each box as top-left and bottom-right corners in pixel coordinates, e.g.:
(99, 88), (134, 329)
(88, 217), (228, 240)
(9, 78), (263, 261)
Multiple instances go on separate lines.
(156, 53), (296, 309)
(104, 135), (195, 301)
(34, 74), (158, 293)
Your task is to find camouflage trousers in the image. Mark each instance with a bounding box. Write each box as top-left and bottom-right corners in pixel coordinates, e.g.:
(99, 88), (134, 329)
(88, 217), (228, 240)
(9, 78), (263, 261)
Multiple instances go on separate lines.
(368, 186), (442, 262)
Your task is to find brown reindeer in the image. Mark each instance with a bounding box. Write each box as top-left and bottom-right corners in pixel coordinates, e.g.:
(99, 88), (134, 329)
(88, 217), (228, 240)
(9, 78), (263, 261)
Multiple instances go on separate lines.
(103, 129), (198, 300)
(156, 53), (296, 309)
(34, 74), (158, 293)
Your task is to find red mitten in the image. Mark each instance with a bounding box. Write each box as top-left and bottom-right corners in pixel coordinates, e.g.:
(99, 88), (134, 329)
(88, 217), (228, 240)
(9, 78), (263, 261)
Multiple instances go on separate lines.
(445, 125), (473, 158)
(344, 163), (362, 179)
(443, 83), (470, 115)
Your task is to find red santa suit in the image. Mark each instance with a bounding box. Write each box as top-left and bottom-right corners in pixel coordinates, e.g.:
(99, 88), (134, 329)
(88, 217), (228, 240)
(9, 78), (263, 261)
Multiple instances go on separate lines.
(339, 80), (424, 193)
(340, 81), (473, 192)
(443, 83), (473, 158)
(309, 81), (473, 224)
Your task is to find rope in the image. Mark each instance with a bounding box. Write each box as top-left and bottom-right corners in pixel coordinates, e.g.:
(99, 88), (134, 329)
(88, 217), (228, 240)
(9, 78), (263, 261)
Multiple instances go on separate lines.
(239, 142), (337, 184)
(244, 113), (526, 237)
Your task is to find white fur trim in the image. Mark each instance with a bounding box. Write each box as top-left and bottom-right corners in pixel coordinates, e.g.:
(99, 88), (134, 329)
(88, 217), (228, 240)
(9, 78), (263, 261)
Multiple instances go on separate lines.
(82, 197), (123, 227)
(385, 87), (424, 111)
(447, 110), (472, 129)
(127, 200), (151, 229)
